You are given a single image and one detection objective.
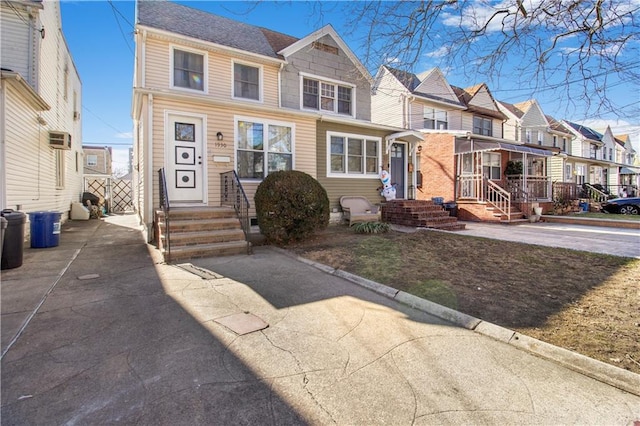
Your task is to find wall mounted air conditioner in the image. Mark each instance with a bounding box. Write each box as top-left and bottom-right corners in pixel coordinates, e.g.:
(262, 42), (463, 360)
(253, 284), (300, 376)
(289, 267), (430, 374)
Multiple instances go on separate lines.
(49, 131), (71, 149)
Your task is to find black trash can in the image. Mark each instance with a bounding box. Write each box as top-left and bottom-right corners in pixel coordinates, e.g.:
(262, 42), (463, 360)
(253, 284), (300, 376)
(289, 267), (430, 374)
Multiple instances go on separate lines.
(29, 211), (62, 248)
(443, 201), (458, 217)
(1, 209), (26, 270)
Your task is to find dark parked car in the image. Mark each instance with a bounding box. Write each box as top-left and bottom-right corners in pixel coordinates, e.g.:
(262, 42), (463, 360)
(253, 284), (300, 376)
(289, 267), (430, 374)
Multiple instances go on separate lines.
(601, 197), (640, 215)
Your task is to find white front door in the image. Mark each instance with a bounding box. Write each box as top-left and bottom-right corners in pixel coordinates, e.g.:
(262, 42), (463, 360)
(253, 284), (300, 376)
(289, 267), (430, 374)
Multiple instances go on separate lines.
(166, 114), (205, 204)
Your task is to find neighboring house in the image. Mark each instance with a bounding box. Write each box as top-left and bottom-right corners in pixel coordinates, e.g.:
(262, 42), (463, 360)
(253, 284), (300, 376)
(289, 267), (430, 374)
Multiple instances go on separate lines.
(0, 0), (82, 220)
(132, 1), (421, 248)
(372, 66), (554, 221)
(561, 121), (621, 193)
(613, 134), (638, 197)
(82, 145), (112, 176)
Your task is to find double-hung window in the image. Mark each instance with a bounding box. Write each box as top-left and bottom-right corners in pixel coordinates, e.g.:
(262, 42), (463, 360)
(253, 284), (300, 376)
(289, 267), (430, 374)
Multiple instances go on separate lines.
(302, 76), (353, 116)
(233, 62), (260, 101)
(236, 118), (293, 180)
(482, 152), (501, 180)
(172, 47), (205, 91)
(423, 107), (447, 130)
(328, 132), (379, 177)
(86, 155), (97, 167)
(473, 116), (492, 136)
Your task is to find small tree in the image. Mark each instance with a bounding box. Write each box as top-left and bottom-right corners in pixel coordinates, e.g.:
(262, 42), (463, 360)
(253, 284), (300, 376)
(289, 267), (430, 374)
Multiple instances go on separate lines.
(254, 170), (329, 244)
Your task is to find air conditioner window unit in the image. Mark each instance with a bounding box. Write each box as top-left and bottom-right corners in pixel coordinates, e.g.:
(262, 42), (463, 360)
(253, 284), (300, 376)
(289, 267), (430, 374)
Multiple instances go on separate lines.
(49, 132), (71, 149)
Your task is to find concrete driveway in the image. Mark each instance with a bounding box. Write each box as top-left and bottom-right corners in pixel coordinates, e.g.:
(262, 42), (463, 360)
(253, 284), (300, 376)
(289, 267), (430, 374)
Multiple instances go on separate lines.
(1, 214), (639, 424)
(456, 220), (640, 258)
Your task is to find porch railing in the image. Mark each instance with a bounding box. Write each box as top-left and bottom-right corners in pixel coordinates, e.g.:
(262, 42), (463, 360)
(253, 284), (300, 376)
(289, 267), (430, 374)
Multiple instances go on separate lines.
(158, 168), (171, 262)
(220, 170), (250, 237)
(486, 179), (511, 218)
(457, 174), (483, 200)
(505, 175), (551, 200)
(552, 182), (579, 202)
(582, 183), (609, 202)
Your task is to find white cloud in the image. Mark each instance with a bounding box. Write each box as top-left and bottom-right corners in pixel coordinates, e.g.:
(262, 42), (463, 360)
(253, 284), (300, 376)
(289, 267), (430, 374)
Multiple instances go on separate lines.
(425, 46), (449, 58)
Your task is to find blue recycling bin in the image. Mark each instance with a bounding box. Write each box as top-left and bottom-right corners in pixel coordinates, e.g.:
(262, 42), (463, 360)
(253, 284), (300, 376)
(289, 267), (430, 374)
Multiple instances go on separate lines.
(29, 211), (62, 248)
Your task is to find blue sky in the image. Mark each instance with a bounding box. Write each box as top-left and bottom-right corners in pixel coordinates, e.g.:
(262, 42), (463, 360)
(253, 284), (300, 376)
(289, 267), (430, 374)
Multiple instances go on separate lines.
(60, 1), (639, 172)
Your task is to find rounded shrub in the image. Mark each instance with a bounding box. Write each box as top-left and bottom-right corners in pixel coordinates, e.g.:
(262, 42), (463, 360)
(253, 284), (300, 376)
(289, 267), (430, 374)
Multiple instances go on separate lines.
(254, 170), (330, 244)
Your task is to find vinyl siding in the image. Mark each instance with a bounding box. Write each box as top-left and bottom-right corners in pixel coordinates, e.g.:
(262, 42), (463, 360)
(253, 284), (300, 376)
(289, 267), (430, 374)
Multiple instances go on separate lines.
(371, 69), (406, 128)
(549, 156), (564, 182)
(413, 71), (459, 104)
(280, 34), (371, 120)
(468, 87), (495, 110)
(2, 2), (82, 217)
(0, 7), (35, 85)
(143, 35), (281, 108)
(316, 120), (400, 210)
(149, 96), (316, 218)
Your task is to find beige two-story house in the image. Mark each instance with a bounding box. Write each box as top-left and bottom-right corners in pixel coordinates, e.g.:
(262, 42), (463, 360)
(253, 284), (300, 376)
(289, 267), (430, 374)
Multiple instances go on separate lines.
(132, 1), (421, 258)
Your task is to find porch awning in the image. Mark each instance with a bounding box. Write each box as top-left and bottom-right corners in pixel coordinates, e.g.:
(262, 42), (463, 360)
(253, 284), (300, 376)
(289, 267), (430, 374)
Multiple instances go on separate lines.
(620, 167), (639, 175)
(385, 130), (424, 153)
(455, 139), (553, 156)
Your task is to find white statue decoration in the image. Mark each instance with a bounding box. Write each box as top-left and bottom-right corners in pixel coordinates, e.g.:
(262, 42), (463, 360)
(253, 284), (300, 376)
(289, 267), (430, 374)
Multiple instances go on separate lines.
(379, 168), (396, 201)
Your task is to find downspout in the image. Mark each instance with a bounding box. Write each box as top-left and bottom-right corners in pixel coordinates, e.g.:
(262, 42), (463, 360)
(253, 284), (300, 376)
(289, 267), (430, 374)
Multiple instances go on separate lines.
(277, 62), (284, 108)
(145, 93), (154, 242)
(406, 94), (415, 130)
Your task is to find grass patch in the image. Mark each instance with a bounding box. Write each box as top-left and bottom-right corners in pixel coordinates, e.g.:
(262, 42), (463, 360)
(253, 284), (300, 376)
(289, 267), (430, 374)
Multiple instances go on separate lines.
(406, 279), (458, 310)
(572, 212), (640, 221)
(354, 236), (401, 283)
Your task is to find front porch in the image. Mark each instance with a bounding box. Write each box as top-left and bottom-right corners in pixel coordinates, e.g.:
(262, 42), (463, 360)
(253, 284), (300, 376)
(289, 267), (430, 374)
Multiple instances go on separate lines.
(454, 138), (554, 222)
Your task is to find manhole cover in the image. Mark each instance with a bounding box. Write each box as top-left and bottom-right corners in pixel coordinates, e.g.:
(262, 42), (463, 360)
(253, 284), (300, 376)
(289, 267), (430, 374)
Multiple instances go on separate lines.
(215, 312), (269, 335)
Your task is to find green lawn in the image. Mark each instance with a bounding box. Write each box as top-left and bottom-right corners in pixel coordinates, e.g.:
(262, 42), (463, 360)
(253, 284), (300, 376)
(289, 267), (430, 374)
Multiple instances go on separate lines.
(571, 212), (640, 221)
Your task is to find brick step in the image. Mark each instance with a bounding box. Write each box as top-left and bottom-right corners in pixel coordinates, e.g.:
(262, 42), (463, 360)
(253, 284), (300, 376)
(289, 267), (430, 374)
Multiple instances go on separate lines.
(165, 240), (250, 262)
(156, 206), (237, 221)
(160, 217), (242, 233)
(163, 228), (246, 247)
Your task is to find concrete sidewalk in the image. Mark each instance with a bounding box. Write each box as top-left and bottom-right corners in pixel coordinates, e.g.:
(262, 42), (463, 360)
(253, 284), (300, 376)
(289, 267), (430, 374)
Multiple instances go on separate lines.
(1, 214), (639, 425)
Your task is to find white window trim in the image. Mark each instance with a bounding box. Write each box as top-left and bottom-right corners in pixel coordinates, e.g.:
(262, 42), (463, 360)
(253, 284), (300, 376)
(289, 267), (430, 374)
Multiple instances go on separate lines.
(170, 44), (209, 94)
(86, 154), (98, 166)
(234, 115), (295, 182)
(326, 131), (381, 179)
(299, 72), (356, 118)
(231, 60), (263, 103)
(422, 106), (448, 130)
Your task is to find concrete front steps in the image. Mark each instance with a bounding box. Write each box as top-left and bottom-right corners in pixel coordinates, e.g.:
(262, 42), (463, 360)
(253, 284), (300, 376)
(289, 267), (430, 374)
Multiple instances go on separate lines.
(382, 199), (466, 231)
(155, 206), (250, 262)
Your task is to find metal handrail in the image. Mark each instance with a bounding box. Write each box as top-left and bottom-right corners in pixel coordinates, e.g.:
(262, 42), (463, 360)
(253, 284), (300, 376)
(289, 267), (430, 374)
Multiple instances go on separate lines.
(220, 170), (250, 238)
(485, 178), (511, 219)
(158, 168), (171, 262)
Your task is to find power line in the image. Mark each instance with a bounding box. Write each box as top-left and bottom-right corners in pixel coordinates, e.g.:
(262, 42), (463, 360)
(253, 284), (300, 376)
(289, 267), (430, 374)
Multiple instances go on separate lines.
(82, 105), (130, 135)
(108, 0), (134, 56)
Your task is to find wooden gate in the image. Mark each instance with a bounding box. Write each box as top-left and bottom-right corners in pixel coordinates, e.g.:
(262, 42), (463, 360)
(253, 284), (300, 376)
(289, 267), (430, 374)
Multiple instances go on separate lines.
(84, 177), (133, 213)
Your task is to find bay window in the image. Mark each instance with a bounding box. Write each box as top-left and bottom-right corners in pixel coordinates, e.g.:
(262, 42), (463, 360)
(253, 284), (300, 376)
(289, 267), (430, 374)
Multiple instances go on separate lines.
(236, 119), (293, 180)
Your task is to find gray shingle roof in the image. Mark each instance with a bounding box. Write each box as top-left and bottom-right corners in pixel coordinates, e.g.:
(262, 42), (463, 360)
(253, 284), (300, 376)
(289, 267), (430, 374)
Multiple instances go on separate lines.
(565, 121), (603, 141)
(137, 1), (296, 59)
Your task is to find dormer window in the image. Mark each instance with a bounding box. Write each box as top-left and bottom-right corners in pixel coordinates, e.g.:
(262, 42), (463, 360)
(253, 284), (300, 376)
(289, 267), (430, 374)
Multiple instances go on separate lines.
(302, 76), (353, 116)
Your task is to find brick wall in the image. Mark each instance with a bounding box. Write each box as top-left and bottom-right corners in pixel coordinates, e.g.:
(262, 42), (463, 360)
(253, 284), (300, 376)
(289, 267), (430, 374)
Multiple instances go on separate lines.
(417, 134), (457, 202)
